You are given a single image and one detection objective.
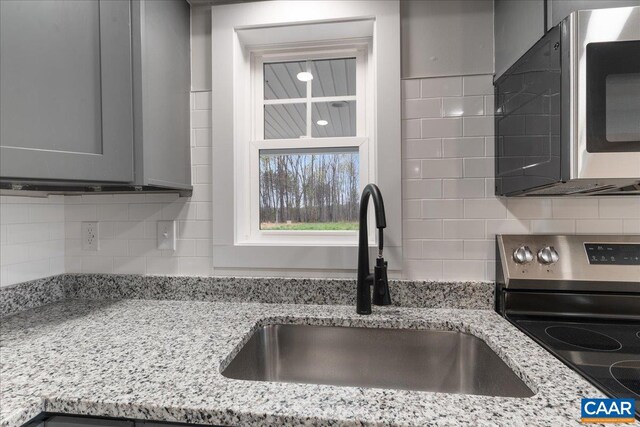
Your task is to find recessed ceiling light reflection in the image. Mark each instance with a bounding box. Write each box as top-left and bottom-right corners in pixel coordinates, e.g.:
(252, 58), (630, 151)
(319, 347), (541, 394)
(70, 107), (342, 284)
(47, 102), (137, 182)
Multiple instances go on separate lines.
(316, 120), (328, 126)
(296, 72), (313, 82)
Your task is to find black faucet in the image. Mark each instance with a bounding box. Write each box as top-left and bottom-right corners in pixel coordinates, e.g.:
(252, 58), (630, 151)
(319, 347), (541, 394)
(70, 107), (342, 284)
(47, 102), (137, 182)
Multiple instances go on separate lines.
(356, 183), (391, 315)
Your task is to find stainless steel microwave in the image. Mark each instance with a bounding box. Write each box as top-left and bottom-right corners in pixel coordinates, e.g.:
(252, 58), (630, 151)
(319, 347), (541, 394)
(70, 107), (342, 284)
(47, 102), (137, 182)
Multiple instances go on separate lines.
(494, 6), (640, 196)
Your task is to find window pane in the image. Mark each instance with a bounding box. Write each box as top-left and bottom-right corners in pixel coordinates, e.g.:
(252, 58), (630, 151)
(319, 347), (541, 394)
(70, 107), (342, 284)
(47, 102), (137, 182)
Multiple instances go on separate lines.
(312, 101), (356, 137)
(264, 61), (307, 100)
(259, 148), (360, 231)
(311, 58), (356, 97)
(264, 103), (307, 139)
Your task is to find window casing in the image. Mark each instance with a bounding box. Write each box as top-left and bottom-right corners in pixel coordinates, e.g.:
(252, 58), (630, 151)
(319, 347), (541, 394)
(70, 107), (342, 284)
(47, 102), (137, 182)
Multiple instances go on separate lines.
(238, 43), (374, 246)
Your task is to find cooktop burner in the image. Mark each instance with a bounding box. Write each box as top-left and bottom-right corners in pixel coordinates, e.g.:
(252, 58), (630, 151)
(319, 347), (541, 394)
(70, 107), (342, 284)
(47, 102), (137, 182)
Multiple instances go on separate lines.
(514, 318), (640, 419)
(611, 360), (640, 397)
(545, 326), (622, 351)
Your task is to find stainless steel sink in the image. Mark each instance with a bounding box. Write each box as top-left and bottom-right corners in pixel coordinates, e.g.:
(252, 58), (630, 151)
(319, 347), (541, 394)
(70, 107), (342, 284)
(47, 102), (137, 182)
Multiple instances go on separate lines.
(222, 324), (534, 397)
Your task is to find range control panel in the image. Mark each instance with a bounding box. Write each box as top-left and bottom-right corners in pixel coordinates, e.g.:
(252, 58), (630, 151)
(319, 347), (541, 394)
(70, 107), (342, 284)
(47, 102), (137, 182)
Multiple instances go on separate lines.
(497, 235), (640, 291)
(585, 243), (640, 265)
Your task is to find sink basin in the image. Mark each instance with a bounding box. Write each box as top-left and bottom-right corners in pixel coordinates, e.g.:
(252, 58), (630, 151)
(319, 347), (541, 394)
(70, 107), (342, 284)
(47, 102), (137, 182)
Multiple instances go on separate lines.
(222, 324), (534, 397)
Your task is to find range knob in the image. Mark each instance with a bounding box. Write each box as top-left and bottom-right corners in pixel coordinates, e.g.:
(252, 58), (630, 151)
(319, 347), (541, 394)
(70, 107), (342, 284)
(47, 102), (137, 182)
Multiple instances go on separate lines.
(512, 245), (534, 264)
(537, 246), (559, 264)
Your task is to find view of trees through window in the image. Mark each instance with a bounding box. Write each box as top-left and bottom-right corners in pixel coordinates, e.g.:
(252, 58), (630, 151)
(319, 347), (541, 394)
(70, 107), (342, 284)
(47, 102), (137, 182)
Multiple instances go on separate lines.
(259, 150), (360, 231)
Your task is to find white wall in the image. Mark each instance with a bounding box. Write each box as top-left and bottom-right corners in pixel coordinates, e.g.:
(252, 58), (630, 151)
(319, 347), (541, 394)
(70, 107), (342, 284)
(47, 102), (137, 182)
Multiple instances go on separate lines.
(0, 195), (65, 287)
(2, 1), (639, 284)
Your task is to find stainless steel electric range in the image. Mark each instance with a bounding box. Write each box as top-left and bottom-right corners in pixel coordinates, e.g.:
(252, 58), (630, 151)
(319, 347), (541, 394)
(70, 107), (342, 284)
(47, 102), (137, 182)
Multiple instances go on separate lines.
(496, 234), (640, 419)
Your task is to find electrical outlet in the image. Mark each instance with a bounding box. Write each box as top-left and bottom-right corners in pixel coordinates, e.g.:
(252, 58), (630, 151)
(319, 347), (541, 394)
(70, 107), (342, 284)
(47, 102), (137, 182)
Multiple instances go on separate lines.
(81, 222), (99, 251)
(157, 220), (176, 251)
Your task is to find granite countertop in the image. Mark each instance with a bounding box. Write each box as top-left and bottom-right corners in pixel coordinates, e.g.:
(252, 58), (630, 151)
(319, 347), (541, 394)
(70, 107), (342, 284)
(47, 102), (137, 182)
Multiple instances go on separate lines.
(1, 298), (607, 427)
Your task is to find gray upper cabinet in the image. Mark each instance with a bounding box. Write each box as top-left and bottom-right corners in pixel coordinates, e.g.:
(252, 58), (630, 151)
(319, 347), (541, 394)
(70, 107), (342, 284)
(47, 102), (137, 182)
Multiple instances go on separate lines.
(495, 0), (640, 80)
(547, 0), (640, 29)
(0, 0), (134, 182)
(494, 0), (545, 80)
(0, 0), (191, 193)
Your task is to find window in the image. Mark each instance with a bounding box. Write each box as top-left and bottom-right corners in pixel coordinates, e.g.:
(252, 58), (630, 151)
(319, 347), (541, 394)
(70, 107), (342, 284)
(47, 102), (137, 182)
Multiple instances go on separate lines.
(210, 2), (401, 271)
(245, 46), (372, 244)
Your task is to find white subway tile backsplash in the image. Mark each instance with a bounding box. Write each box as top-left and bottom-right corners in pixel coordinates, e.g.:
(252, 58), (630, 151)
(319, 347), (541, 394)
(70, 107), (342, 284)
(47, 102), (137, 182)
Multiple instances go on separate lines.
(507, 198), (552, 219)
(422, 240), (463, 259)
(403, 240), (423, 259)
(442, 260), (485, 280)
(402, 119), (421, 139)
(421, 159), (463, 178)
(442, 137), (484, 158)
(462, 116), (494, 136)
(191, 110), (212, 128)
(623, 220), (640, 233)
(147, 256), (180, 275)
(599, 198), (640, 219)
(576, 219), (624, 234)
(421, 118), (462, 138)
(463, 157), (494, 178)
(0, 80), (631, 286)
(443, 219), (485, 239)
(442, 97), (483, 117)
(404, 139), (442, 159)
(422, 199), (463, 219)
(530, 219), (576, 234)
(403, 259), (442, 280)
(403, 160), (422, 179)
(403, 179), (442, 199)
(552, 198), (599, 218)
(402, 79), (420, 99)
(464, 199), (506, 219)
(404, 219), (443, 239)
(1, 204), (29, 224)
(421, 77), (462, 97)
(442, 179), (485, 199)
(97, 204), (129, 222)
(463, 240), (494, 260)
(194, 91), (212, 110)
(462, 75), (493, 96)
(81, 256), (113, 274)
(113, 257), (147, 275)
(403, 98), (441, 119)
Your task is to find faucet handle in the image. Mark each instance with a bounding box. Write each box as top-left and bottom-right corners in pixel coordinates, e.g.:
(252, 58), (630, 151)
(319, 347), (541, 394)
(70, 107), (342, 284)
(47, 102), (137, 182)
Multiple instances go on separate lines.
(373, 257), (391, 306)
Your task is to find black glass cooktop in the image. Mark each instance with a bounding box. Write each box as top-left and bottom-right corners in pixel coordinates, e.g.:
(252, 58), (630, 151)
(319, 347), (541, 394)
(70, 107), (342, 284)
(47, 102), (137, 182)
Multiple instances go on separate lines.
(512, 318), (640, 420)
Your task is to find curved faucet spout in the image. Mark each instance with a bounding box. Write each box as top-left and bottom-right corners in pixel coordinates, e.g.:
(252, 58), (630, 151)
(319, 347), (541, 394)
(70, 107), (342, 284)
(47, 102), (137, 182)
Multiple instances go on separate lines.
(356, 184), (391, 314)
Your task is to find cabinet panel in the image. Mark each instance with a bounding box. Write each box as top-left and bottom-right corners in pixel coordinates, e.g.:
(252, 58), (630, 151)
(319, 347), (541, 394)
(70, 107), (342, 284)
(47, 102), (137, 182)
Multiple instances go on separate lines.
(548, 0), (640, 29)
(494, 0), (545, 79)
(0, 0), (133, 182)
(133, 0), (191, 189)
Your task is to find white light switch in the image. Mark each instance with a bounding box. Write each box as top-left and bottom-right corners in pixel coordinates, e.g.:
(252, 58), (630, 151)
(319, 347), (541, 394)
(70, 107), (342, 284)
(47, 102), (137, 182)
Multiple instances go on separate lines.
(157, 220), (176, 251)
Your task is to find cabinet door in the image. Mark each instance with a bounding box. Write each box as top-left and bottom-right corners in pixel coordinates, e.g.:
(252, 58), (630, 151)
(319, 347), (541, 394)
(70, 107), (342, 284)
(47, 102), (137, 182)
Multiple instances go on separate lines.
(0, 0), (134, 182)
(494, 0), (545, 79)
(548, 0), (640, 29)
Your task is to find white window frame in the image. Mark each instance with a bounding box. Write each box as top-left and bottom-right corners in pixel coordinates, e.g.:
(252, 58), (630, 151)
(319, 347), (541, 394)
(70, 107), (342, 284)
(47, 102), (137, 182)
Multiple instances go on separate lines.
(239, 43), (374, 246)
(210, 1), (402, 273)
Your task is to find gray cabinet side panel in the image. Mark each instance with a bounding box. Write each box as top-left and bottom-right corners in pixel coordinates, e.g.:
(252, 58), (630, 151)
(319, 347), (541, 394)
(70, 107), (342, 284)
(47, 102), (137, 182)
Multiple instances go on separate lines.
(135, 0), (192, 189)
(494, 0), (545, 79)
(549, 0), (640, 29)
